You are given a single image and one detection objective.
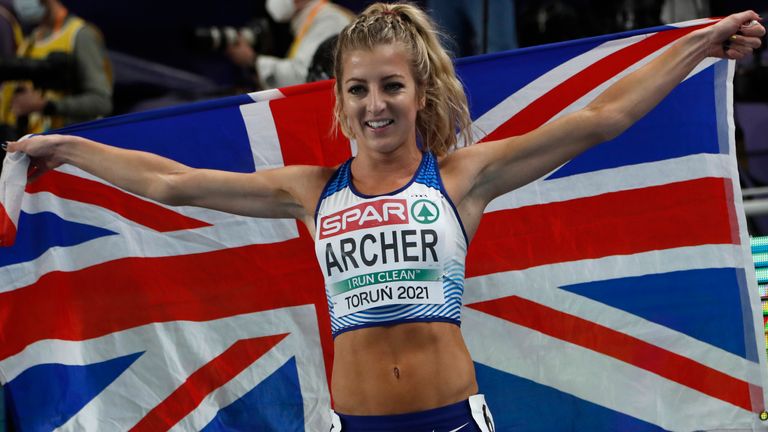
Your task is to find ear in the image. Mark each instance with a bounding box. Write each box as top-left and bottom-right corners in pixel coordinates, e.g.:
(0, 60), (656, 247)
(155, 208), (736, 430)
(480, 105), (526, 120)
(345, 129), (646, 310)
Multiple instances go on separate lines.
(418, 93), (426, 110)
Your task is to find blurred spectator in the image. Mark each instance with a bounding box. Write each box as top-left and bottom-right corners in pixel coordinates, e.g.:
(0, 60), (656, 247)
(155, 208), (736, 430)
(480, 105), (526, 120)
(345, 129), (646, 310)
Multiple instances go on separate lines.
(660, 0), (709, 23)
(306, 33), (337, 82)
(226, 0), (351, 89)
(0, 0), (112, 139)
(0, 0), (22, 58)
(0, 0), (21, 167)
(427, 0), (518, 57)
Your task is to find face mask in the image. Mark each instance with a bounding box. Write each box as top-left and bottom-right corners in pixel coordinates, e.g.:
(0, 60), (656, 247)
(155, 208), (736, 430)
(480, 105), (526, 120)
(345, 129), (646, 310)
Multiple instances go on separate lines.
(266, 0), (296, 23)
(13, 0), (46, 26)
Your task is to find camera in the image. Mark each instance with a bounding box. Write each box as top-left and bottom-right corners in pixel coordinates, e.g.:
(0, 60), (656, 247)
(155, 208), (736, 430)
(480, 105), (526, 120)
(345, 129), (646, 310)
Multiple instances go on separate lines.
(192, 18), (273, 54)
(0, 51), (75, 90)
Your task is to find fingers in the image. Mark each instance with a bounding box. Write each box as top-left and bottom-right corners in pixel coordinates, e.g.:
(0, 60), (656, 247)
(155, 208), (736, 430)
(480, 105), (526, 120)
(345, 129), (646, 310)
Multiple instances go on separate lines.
(714, 11), (765, 59)
(729, 10), (761, 26)
(723, 33), (763, 56)
(739, 18), (766, 38)
(729, 34), (764, 49)
(5, 135), (48, 155)
(723, 33), (763, 58)
(723, 44), (753, 60)
(3, 140), (20, 153)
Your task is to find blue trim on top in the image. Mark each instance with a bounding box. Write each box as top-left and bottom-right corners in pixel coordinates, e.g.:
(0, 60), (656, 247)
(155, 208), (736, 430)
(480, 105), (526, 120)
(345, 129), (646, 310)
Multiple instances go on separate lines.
(322, 159), (353, 199)
(333, 317), (460, 338)
(429, 153), (470, 246)
(412, 151), (441, 190)
(314, 159), (353, 225)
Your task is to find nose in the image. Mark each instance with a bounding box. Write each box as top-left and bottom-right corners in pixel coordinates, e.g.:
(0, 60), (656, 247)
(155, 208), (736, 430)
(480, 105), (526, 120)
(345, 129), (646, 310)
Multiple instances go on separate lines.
(366, 87), (385, 115)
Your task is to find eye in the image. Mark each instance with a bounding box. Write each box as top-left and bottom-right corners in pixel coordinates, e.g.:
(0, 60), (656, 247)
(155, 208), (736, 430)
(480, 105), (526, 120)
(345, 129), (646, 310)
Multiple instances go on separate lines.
(347, 85), (366, 96)
(384, 82), (405, 92)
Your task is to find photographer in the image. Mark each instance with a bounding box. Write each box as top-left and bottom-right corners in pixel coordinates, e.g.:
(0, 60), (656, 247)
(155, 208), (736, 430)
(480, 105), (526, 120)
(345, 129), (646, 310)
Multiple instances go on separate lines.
(0, 0), (111, 140)
(225, 0), (351, 89)
(0, 0), (22, 59)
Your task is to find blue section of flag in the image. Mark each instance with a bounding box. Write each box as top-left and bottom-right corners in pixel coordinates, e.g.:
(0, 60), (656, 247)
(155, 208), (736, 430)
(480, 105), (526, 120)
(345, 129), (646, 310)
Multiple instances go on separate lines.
(549, 64), (722, 179)
(559, 267), (750, 360)
(476, 362), (668, 431)
(201, 357), (304, 432)
(0, 211), (117, 267)
(5, 352), (142, 431)
(1, 386), (6, 432)
(457, 39), (601, 120)
(55, 94), (257, 173)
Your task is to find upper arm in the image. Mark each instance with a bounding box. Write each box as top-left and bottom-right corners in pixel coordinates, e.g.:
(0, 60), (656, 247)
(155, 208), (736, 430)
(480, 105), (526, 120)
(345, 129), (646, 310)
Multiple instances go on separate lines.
(445, 27), (732, 218)
(162, 164), (332, 223)
(444, 107), (611, 209)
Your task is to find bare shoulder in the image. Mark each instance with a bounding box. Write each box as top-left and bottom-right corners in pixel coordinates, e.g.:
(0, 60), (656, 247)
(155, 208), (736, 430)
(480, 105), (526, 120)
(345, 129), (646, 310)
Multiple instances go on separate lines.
(276, 163), (336, 194)
(276, 164), (338, 213)
(437, 143), (500, 205)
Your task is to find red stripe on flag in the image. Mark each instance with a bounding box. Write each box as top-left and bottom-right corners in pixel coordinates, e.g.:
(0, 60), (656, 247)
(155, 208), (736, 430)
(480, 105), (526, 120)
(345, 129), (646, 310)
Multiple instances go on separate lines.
(130, 333), (289, 431)
(469, 296), (756, 411)
(481, 23), (711, 142)
(278, 79), (334, 97)
(271, 80), (351, 167)
(0, 233), (325, 361)
(467, 177), (738, 277)
(26, 171), (211, 232)
(0, 203), (17, 247)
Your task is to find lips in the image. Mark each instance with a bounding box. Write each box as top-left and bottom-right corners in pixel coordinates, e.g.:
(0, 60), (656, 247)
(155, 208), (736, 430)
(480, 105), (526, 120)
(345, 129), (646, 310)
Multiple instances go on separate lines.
(365, 119), (394, 129)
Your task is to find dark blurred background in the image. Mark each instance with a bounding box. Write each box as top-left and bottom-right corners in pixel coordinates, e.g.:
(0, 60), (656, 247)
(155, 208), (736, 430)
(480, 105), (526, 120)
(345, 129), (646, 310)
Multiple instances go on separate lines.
(49, 0), (765, 113)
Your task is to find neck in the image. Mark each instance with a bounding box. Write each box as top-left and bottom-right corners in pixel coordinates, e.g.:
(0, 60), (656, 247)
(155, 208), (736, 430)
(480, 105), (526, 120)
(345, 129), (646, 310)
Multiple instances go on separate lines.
(351, 144), (423, 195)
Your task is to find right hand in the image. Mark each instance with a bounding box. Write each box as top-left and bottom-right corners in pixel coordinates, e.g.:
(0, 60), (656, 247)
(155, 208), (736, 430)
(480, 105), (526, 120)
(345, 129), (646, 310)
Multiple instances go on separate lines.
(704, 11), (764, 59)
(6, 134), (71, 180)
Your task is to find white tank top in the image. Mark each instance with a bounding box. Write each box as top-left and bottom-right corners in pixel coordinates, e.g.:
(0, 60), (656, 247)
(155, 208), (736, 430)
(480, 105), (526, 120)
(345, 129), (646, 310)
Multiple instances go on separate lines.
(314, 152), (468, 337)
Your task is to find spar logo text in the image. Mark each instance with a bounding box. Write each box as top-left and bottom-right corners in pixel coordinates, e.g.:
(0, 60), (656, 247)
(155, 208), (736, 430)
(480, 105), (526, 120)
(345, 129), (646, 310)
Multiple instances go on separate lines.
(319, 199), (408, 239)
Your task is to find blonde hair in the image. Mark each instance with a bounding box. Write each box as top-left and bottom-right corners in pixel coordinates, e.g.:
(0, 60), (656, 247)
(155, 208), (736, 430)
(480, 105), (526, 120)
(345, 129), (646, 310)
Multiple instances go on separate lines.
(333, 2), (472, 156)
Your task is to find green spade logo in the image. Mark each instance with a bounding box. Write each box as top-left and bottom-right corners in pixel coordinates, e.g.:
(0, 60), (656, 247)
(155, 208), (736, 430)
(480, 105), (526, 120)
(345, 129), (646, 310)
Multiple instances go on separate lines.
(411, 199), (439, 224)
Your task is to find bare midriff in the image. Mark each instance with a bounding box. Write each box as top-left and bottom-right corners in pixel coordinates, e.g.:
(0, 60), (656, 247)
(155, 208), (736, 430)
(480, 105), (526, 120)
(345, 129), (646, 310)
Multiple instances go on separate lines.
(331, 321), (477, 415)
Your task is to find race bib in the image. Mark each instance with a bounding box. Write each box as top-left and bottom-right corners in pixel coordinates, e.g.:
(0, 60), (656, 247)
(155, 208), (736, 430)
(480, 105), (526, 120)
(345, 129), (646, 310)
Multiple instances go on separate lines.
(330, 268), (444, 317)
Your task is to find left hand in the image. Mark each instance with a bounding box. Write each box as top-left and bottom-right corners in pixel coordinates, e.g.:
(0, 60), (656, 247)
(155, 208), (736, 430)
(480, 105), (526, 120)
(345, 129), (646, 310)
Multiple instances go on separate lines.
(6, 134), (70, 181)
(706, 11), (765, 59)
(11, 86), (47, 116)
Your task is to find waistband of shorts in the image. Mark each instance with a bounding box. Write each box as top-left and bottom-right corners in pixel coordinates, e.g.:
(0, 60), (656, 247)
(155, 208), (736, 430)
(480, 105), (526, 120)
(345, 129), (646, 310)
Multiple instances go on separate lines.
(335, 398), (470, 430)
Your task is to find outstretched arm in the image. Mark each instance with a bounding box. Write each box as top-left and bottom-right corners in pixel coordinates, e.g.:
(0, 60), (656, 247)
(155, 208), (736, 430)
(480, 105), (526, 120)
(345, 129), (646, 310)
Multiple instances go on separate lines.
(448, 11), (764, 211)
(5, 134), (329, 222)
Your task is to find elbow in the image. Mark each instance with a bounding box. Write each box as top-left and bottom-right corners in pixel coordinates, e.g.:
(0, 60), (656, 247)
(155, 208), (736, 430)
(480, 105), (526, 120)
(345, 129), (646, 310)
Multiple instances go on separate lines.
(147, 172), (188, 206)
(584, 104), (633, 144)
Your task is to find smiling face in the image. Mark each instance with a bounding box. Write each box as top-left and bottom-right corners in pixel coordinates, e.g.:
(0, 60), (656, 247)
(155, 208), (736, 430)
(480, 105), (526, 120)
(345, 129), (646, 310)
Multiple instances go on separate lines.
(339, 43), (424, 156)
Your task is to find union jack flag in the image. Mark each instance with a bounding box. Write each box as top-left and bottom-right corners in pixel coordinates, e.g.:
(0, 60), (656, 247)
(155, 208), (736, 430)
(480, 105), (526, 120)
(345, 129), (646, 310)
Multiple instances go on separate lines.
(1, 19), (766, 431)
